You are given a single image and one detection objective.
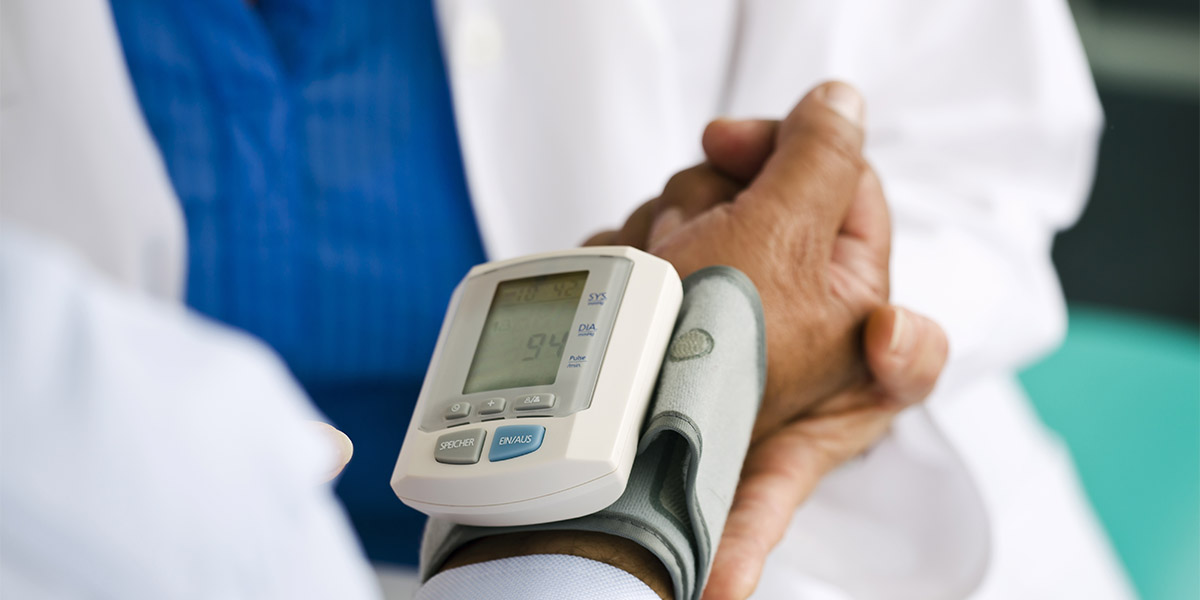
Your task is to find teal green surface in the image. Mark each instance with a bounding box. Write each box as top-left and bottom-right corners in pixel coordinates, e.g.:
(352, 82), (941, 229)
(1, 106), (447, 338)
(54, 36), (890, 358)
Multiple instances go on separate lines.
(1019, 305), (1200, 600)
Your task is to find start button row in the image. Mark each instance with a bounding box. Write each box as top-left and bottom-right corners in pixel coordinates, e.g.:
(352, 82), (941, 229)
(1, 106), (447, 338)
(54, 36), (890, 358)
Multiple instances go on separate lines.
(433, 425), (546, 465)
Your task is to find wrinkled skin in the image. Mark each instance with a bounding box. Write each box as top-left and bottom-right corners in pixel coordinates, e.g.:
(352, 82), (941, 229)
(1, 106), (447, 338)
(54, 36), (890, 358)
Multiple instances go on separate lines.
(588, 82), (949, 599)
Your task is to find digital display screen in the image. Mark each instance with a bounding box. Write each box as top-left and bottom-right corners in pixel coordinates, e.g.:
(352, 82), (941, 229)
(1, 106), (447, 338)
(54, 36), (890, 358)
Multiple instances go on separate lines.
(462, 271), (588, 394)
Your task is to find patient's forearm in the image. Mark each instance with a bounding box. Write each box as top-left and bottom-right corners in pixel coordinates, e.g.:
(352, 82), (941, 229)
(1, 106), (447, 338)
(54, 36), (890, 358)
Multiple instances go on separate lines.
(439, 531), (674, 599)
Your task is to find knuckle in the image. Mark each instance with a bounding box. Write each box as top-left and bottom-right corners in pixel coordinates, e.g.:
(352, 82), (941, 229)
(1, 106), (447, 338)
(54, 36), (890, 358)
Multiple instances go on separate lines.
(665, 165), (733, 211)
(663, 165), (707, 191)
(663, 168), (693, 191)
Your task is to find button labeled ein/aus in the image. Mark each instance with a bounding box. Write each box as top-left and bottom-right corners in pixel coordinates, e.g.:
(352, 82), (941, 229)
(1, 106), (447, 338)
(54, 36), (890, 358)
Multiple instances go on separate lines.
(488, 425), (545, 461)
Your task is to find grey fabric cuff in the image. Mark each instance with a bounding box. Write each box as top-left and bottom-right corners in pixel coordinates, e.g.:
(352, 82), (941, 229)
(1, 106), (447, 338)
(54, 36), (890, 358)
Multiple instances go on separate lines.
(419, 266), (766, 600)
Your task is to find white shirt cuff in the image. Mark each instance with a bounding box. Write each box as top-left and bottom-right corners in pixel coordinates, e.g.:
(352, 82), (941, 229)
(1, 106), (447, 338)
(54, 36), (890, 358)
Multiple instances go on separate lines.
(415, 554), (660, 600)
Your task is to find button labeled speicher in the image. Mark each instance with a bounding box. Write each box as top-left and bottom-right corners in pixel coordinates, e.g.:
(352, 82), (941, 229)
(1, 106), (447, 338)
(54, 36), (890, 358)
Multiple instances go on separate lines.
(513, 393), (555, 411)
(434, 429), (486, 464)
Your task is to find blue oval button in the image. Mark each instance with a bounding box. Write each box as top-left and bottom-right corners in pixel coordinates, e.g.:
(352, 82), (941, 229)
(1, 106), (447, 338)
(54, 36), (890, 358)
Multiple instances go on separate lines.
(488, 425), (546, 462)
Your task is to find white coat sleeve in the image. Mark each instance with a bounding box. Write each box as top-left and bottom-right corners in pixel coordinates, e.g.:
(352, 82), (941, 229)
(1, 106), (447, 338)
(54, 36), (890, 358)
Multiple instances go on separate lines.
(415, 555), (661, 599)
(0, 229), (380, 600)
(726, 0), (1102, 392)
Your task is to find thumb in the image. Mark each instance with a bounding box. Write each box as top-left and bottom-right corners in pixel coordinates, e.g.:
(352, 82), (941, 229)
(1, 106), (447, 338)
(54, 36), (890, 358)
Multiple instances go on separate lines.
(747, 81), (865, 216)
(724, 82), (868, 261)
(703, 402), (905, 600)
(806, 305), (950, 417)
(704, 306), (947, 599)
(701, 79), (864, 186)
(864, 305), (950, 407)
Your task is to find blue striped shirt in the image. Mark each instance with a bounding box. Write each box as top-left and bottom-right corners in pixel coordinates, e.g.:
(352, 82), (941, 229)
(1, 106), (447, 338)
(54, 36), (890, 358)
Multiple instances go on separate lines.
(110, 0), (485, 564)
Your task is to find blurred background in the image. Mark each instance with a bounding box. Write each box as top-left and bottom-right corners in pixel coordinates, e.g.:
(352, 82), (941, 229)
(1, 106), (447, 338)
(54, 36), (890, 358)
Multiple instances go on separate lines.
(1018, 1), (1199, 598)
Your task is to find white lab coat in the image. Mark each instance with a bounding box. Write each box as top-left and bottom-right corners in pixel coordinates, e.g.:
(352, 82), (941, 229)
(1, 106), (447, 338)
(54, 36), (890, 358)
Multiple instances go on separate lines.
(0, 0), (1132, 598)
(435, 1), (1131, 598)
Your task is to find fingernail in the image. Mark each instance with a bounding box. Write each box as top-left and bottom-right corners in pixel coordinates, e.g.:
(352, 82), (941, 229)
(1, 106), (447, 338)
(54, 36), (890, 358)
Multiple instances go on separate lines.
(888, 307), (913, 355)
(822, 82), (864, 126)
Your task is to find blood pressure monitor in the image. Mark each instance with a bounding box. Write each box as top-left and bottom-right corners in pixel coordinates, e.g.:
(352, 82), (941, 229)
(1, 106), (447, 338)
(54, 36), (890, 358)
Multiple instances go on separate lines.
(391, 247), (682, 526)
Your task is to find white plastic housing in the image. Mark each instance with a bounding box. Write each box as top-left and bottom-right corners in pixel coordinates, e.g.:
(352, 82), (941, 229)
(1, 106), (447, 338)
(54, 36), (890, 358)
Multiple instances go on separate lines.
(391, 246), (682, 526)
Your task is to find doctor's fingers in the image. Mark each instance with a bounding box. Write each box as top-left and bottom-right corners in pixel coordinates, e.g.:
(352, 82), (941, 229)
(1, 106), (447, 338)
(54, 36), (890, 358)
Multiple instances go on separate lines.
(583, 198), (656, 249)
(312, 421), (354, 483)
(584, 164), (742, 250)
(648, 165), (742, 247)
(582, 229), (619, 246)
(588, 82), (866, 252)
(702, 118), (778, 183)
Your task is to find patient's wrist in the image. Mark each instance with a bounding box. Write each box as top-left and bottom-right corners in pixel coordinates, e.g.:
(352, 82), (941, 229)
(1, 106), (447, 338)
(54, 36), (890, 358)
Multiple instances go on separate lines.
(440, 531), (673, 600)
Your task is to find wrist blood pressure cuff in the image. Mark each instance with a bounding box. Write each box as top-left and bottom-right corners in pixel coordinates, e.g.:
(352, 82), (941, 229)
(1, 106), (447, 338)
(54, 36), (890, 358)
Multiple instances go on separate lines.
(419, 266), (766, 600)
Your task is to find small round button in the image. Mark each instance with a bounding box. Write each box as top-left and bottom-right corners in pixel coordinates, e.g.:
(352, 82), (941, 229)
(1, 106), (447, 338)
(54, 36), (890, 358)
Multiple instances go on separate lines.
(444, 401), (471, 420)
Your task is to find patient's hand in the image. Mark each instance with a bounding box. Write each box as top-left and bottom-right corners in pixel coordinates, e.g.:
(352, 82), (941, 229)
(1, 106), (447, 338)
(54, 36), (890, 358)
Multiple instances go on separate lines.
(588, 82), (949, 599)
(591, 82), (898, 432)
